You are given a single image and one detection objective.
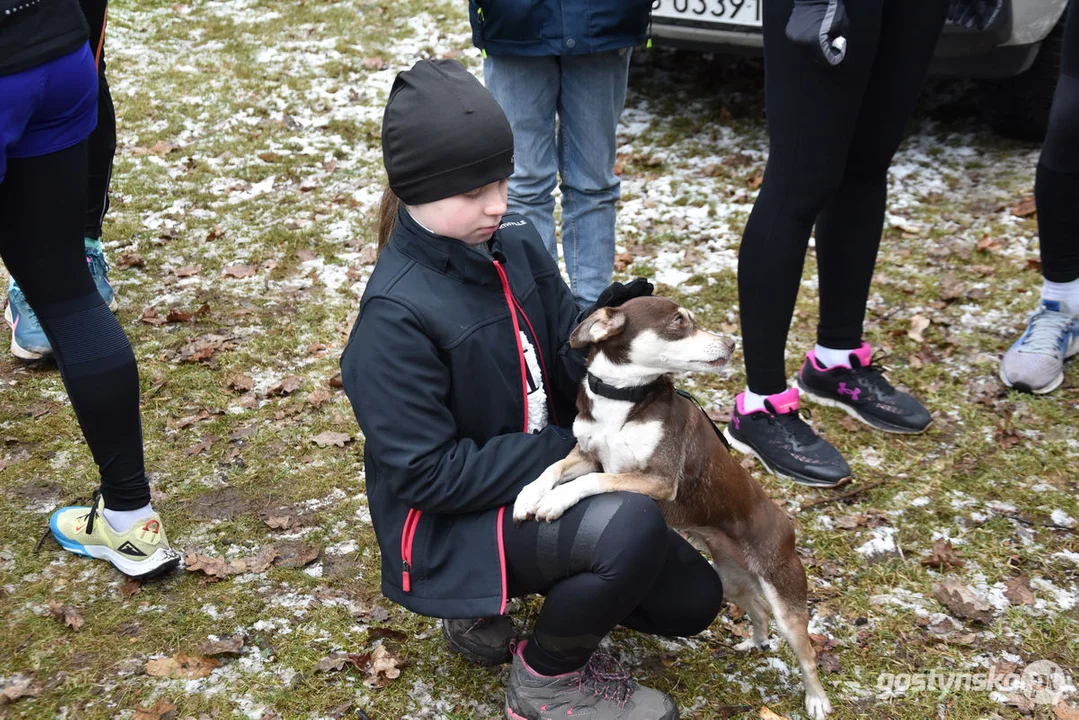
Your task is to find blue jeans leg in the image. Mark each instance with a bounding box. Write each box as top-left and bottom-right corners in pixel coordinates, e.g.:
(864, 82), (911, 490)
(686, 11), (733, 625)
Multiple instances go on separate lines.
(483, 55), (560, 259)
(558, 49), (630, 307)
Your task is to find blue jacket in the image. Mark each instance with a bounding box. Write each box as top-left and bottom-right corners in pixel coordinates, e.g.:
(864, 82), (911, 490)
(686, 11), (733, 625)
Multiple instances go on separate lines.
(340, 209), (585, 619)
(468, 0), (653, 57)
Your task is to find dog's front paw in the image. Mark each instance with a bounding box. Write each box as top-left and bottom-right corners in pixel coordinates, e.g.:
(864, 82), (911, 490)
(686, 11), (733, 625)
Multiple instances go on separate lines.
(805, 692), (832, 719)
(533, 483), (581, 522)
(513, 474), (554, 524)
(733, 637), (770, 652)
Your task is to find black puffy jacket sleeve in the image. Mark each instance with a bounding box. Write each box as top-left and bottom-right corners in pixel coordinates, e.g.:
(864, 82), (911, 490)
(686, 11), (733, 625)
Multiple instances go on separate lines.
(342, 297), (577, 515)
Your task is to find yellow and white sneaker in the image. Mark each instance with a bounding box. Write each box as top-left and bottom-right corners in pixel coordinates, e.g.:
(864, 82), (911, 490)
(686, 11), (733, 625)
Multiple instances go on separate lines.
(49, 493), (180, 579)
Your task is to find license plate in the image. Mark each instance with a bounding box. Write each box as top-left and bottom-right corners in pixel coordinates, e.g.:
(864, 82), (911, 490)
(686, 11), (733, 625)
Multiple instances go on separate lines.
(651, 0), (762, 28)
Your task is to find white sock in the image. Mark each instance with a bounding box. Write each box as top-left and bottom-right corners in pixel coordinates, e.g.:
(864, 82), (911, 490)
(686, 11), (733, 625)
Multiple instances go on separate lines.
(103, 503), (154, 533)
(742, 388), (771, 413)
(813, 344), (854, 368)
(1042, 278), (1079, 317)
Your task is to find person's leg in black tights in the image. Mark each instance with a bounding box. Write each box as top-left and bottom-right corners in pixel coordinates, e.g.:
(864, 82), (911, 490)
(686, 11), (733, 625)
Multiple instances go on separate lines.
(738, 0), (886, 395)
(80, 0), (116, 241)
(502, 492), (723, 675)
(1037, 4), (1079, 286)
(814, 2), (948, 349)
(0, 143), (150, 511)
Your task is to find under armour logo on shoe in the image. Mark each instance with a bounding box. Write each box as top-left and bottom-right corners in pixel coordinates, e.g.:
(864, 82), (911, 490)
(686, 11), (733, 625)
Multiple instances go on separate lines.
(838, 382), (861, 400)
(117, 541), (147, 557)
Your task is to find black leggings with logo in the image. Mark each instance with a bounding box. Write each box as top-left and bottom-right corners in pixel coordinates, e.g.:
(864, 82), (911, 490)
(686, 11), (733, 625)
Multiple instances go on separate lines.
(503, 492), (724, 675)
(738, 0), (948, 394)
(1038, 3), (1079, 283)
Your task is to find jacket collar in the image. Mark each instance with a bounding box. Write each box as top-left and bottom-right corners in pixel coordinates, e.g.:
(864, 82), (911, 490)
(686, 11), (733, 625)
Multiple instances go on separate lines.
(391, 207), (506, 285)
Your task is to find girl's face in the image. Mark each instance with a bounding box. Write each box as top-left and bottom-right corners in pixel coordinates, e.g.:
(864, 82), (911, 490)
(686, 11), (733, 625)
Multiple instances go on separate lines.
(408, 178), (509, 245)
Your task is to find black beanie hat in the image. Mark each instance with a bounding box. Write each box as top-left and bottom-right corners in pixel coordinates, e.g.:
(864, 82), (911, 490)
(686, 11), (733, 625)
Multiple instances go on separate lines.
(382, 59), (515, 205)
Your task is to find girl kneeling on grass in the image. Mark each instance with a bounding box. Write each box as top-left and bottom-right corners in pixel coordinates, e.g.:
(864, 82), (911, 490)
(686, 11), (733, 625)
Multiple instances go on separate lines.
(341, 59), (723, 720)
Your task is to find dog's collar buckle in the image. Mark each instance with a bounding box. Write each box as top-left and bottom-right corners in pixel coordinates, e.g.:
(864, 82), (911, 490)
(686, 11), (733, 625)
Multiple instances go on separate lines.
(586, 373), (665, 403)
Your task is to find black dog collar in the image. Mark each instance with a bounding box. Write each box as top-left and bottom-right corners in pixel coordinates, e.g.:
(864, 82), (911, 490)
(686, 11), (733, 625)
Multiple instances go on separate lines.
(586, 373), (666, 403)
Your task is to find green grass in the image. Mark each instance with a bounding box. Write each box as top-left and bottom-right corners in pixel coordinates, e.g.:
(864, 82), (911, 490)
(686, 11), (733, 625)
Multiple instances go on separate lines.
(1, 1), (1077, 718)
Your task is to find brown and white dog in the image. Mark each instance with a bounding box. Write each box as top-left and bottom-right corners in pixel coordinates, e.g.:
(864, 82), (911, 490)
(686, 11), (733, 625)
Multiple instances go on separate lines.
(513, 296), (832, 719)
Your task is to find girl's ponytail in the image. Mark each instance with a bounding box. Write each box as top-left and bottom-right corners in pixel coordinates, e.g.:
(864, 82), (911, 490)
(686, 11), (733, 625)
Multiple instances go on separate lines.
(377, 186), (400, 258)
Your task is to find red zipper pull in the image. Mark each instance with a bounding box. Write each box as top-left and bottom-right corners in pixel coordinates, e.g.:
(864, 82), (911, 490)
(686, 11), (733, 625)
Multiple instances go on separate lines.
(402, 561), (412, 592)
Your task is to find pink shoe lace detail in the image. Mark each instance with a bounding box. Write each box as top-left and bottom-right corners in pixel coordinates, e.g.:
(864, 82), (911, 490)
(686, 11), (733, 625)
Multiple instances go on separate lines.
(579, 652), (634, 707)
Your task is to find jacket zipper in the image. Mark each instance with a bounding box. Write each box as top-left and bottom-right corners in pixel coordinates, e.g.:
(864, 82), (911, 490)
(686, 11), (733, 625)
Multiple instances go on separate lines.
(511, 295), (560, 427)
(493, 260), (529, 434)
(400, 508), (422, 592)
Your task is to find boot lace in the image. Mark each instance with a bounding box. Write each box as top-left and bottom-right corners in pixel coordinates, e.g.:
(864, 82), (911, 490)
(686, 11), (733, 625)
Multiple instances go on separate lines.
(579, 651), (634, 707)
(1018, 308), (1075, 355)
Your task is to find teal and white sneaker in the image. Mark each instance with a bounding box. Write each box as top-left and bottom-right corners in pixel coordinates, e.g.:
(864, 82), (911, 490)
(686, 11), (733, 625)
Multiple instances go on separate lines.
(85, 243), (118, 312)
(1000, 299), (1079, 394)
(4, 283), (51, 360)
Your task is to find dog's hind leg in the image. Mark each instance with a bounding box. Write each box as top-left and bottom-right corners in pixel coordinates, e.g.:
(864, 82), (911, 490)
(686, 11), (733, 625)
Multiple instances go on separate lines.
(758, 559), (832, 719)
(714, 560), (772, 651)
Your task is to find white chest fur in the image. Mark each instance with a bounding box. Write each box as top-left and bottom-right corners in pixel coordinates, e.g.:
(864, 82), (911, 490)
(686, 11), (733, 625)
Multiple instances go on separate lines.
(574, 394), (664, 474)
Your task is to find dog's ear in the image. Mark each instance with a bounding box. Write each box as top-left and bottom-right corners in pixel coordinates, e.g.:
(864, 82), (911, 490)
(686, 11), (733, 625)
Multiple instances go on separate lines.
(570, 308), (626, 348)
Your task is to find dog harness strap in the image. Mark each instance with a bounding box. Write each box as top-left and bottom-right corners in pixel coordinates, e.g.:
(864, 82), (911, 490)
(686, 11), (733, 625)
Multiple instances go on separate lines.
(586, 373), (665, 403)
(675, 389), (731, 449)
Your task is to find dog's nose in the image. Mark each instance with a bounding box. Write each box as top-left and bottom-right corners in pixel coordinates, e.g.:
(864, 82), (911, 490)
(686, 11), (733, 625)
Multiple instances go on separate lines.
(722, 337), (736, 353)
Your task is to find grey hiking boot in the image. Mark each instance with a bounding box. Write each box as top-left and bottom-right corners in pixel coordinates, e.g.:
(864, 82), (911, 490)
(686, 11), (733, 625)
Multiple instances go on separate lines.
(504, 639), (678, 720)
(1000, 299), (1079, 394)
(442, 616), (516, 666)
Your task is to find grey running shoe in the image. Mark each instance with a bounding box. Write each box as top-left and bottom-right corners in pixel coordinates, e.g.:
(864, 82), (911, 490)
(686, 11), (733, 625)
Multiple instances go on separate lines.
(1000, 300), (1079, 394)
(505, 640), (678, 720)
(443, 616), (516, 666)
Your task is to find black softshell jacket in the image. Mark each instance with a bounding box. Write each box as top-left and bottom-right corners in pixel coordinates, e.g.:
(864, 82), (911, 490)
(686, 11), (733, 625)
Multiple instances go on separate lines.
(341, 208), (585, 618)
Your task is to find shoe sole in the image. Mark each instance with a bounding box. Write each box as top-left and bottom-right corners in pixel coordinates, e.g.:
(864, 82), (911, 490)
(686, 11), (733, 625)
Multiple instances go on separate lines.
(722, 428), (848, 488)
(797, 380), (932, 435)
(49, 513), (181, 580)
(4, 304), (48, 360)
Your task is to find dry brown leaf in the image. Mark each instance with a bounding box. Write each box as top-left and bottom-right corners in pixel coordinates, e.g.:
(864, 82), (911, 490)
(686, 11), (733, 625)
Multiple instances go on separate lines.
(364, 644), (404, 688)
(1005, 575), (1035, 606)
(307, 389), (332, 407)
(184, 546), (277, 581)
(357, 245), (378, 265)
(273, 541), (321, 568)
(133, 698), (178, 720)
(908, 315), (930, 343)
(115, 252), (145, 269)
(48, 600), (83, 631)
(222, 264), (258, 279)
(613, 252), (634, 272)
(185, 435), (214, 456)
(173, 264), (202, 278)
(316, 651), (370, 673)
(145, 652), (220, 679)
(362, 56), (385, 70)
(197, 635), (245, 657)
(758, 708), (789, 720)
(269, 375), (302, 396)
(0, 678), (41, 705)
(166, 309), (193, 323)
(328, 373), (344, 388)
(176, 409), (212, 429)
(747, 170), (764, 190)
(933, 579), (995, 623)
(140, 308), (167, 326)
(205, 224), (225, 242)
(939, 274), (966, 302)
(311, 431), (352, 448)
(121, 578), (143, 598)
(921, 538), (965, 571)
(977, 235), (1001, 252)
(227, 374), (255, 393)
(1053, 702), (1079, 720)
(817, 651), (841, 674)
(1011, 196), (1037, 218)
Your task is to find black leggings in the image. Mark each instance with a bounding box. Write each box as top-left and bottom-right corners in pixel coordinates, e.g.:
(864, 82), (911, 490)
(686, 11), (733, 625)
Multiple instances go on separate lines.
(738, 0), (948, 394)
(503, 492), (724, 675)
(1038, 2), (1079, 283)
(80, 0), (116, 240)
(0, 143), (150, 510)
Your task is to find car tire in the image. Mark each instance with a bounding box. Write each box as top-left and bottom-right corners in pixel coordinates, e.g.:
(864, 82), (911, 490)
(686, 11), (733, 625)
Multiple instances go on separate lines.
(981, 14), (1066, 142)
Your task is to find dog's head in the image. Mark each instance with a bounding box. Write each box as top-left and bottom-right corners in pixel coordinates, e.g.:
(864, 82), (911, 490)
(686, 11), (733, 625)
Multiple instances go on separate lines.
(570, 296), (735, 376)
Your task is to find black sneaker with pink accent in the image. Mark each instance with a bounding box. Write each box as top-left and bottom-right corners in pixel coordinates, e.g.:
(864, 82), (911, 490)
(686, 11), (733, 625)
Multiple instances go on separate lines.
(797, 343), (932, 434)
(504, 640), (677, 720)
